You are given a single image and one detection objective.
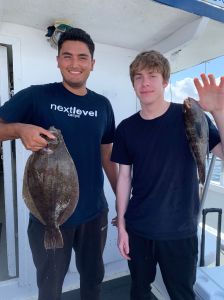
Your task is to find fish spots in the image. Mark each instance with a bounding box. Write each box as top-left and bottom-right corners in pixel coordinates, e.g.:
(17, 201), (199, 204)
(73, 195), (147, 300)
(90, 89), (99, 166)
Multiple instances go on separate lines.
(23, 126), (79, 249)
(183, 98), (209, 185)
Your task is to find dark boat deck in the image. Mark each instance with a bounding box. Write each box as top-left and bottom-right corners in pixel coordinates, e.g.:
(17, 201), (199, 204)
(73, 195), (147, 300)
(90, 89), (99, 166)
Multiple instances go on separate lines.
(62, 275), (158, 300)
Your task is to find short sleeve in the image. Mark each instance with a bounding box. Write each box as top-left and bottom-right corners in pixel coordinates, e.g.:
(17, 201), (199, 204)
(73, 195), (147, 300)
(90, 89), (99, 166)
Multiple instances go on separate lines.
(0, 87), (34, 123)
(111, 121), (132, 165)
(101, 99), (115, 144)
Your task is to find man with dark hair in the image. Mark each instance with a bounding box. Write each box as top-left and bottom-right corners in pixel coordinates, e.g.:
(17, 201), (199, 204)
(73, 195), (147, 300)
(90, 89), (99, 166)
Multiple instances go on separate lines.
(58, 27), (95, 58)
(111, 50), (224, 300)
(0, 27), (118, 300)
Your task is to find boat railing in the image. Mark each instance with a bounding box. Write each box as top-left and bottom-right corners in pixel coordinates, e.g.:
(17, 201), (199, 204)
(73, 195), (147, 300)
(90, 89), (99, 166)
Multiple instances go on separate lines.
(208, 156), (224, 187)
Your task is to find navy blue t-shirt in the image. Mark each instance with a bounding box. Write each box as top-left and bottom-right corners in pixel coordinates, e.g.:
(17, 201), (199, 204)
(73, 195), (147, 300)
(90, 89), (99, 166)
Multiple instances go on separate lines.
(0, 83), (115, 226)
(111, 103), (220, 240)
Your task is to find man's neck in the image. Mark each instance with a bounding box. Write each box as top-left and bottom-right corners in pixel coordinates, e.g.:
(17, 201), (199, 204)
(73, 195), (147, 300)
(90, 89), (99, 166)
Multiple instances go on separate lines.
(140, 100), (170, 120)
(62, 82), (87, 96)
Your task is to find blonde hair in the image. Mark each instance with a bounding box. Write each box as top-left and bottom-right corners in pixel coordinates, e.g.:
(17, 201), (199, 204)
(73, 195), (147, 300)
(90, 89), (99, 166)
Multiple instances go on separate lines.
(130, 50), (170, 85)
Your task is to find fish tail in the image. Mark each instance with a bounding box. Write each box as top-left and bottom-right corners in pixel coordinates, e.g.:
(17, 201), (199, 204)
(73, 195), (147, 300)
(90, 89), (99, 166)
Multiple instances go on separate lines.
(199, 167), (206, 185)
(44, 226), (64, 249)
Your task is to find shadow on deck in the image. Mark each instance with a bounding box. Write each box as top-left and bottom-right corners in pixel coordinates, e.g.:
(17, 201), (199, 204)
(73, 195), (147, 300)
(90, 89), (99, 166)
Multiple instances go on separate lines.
(62, 275), (158, 300)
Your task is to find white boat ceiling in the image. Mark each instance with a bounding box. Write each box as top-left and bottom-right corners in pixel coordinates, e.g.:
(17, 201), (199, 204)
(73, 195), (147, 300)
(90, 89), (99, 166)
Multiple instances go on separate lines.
(0, 0), (224, 73)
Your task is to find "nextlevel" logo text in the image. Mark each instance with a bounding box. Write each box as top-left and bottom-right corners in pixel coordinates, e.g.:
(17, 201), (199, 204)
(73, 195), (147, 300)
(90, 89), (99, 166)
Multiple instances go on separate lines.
(50, 104), (98, 118)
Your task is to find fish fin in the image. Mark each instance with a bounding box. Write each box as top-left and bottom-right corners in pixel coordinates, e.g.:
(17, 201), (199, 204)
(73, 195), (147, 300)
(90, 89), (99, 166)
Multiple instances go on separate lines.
(199, 174), (205, 185)
(44, 227), (64, 249)
(198, 165), (206, 185)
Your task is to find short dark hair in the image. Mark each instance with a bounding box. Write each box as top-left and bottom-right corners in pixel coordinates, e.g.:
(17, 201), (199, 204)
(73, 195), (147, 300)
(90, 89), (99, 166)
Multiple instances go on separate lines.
(58, 28), (95, 58)
(130, 50), (170, 85)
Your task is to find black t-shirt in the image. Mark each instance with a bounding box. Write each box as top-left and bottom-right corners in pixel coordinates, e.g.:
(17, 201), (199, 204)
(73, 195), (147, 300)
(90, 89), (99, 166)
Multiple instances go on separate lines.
(0, 83), (115, 226)
(111, 103), (220, 240)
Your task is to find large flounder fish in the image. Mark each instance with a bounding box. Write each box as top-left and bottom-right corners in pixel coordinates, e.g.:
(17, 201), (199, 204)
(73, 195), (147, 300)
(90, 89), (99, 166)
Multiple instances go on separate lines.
(23, 126), (79, 249)
(183, 97), (209, 184)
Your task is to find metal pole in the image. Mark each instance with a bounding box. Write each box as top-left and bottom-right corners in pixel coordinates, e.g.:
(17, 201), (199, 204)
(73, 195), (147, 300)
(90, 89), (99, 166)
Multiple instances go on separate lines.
(220, 159), (224, 186)
(198, 154), (216, 222)
(199, 210), (206, 266)
(216, 209), (222, 266)
(199, 208), (222, 267)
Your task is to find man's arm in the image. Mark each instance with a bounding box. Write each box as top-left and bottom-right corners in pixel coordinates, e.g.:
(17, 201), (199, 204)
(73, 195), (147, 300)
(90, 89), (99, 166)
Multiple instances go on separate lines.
(116, 164), (132, 260)
(101, 143), (118, 194)
(0, 118), (22, 141)
(210, 112), (224, 160)
(194, 74), (224, 160)
(0, 118), (55, 151)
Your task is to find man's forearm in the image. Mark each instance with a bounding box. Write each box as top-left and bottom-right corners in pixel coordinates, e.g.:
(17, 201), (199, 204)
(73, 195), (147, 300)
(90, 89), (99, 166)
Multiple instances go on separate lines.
(101, 143), (118, 194)
(0, 121), (21, 141)
(103, 160), (118, 194)
(0, 121), (55, 151)
(212, 111), (224, 159)
(117, 173), (131, 230)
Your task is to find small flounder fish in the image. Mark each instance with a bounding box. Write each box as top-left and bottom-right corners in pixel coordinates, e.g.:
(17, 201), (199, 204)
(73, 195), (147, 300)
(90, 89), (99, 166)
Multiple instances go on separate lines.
(23, 126), (79, 249)
(183, 97), (209, 184)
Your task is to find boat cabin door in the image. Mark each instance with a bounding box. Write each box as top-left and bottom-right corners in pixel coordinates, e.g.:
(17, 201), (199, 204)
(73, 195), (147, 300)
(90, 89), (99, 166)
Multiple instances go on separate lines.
(0, 44), (18, 281)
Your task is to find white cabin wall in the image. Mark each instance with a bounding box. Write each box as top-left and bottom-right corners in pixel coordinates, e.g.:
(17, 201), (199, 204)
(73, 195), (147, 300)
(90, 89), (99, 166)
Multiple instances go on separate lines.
(0, 22), (138, 298)
(88, 43), (138, 124)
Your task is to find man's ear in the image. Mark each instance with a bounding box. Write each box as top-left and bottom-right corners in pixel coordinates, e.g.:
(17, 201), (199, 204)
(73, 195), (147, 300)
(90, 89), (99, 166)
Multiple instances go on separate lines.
(56, 56), (59, 68)
(91, 59), (95, 71)
(163, 80), (168, 88)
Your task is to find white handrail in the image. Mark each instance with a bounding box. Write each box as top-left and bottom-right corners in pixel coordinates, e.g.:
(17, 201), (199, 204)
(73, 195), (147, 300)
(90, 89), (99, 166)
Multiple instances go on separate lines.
(220, 160), (224, 187)
(2, 142), (17, 277)
(210, 157), (224, 187)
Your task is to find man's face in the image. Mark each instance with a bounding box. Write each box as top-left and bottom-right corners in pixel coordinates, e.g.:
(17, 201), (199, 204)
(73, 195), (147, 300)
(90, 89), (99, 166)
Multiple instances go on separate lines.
(57, 40), (95, 94)
(133, 69), (168, 105)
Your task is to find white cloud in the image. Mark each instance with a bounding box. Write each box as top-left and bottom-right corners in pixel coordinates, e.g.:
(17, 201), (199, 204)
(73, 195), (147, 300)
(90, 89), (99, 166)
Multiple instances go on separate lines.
(165, 77), (198, 104)
(165, 76), (222, 104)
